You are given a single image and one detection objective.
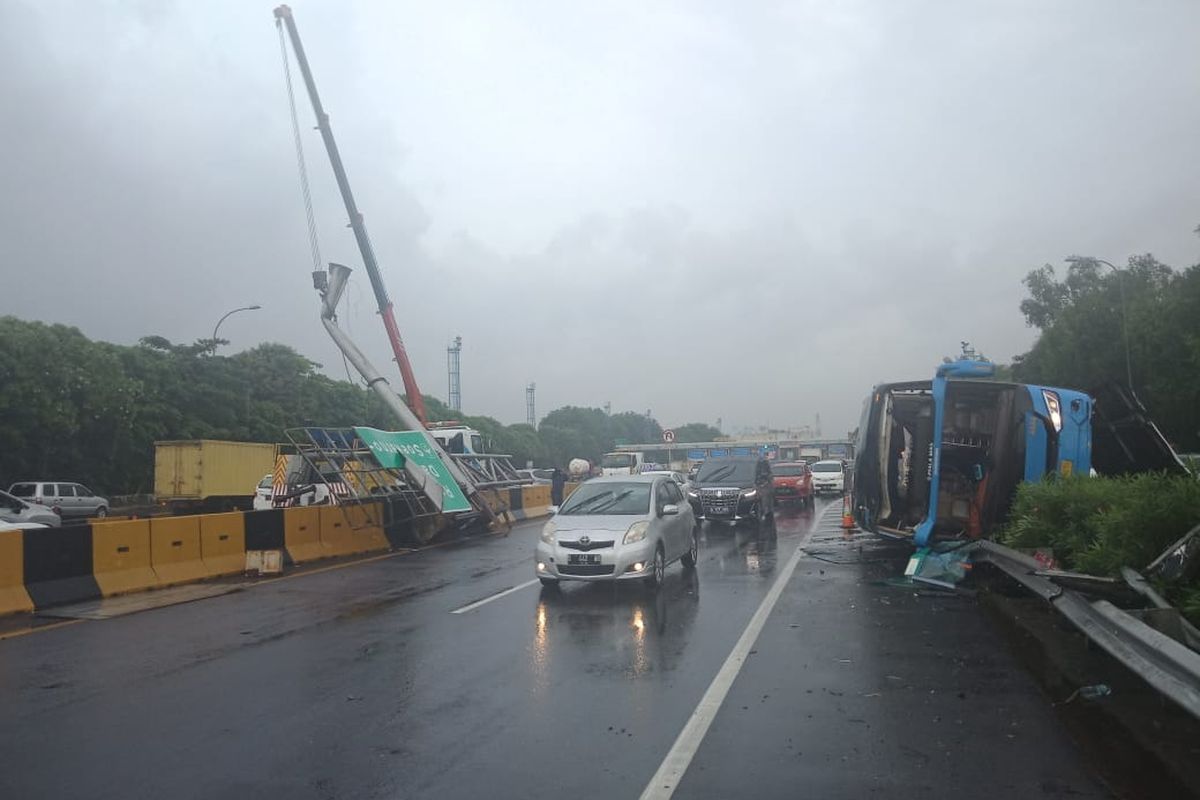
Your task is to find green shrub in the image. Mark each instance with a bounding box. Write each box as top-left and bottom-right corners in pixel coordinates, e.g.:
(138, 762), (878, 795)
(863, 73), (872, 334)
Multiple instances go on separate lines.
(999, 473), (1200, 575)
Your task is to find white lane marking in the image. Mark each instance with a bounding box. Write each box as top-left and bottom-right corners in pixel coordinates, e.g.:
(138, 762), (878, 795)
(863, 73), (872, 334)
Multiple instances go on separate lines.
(640, 503), (836, 800)
(450, 578), (541, 615)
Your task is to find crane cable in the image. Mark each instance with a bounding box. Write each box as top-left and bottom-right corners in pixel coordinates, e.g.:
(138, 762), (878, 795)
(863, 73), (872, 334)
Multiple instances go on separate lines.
(277, 21), (323, 275)
(277, 21), (364, 402)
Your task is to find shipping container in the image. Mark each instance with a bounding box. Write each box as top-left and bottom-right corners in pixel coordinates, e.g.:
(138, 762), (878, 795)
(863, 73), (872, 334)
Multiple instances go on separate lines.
(154, 440), (277, 512)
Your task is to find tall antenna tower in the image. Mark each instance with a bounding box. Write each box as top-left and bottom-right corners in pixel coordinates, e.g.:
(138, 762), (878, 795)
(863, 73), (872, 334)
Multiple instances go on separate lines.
(447, 336), (462, 412)
(603, 401), (611, 416)
(526, 382), (536, 427)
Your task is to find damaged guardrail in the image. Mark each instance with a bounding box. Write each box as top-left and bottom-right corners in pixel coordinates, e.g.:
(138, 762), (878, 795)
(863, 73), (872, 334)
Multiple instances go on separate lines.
(973, 538), (1200, 721)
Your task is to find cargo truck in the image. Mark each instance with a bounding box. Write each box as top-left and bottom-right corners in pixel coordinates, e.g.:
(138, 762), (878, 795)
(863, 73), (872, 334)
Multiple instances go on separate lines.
(154, 440), (278, 513)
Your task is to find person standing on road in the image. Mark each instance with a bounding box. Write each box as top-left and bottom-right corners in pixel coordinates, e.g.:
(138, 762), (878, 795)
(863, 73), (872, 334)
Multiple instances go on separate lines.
(550, 467), (567, 506)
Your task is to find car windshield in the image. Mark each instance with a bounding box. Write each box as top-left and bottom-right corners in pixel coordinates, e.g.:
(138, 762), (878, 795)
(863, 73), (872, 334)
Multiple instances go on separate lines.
(557, 482), (650, 515)
(600, 454), (634, 468)
(258, 476), (273, 489)
(9, 484), (34, 497)
(773, 465), (805, 477)
(812, 463), (842, 473)
(696, 461), (757, 483)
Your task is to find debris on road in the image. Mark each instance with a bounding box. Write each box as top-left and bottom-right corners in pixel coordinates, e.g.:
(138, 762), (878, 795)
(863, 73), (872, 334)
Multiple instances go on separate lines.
(904, 545), (974, 590)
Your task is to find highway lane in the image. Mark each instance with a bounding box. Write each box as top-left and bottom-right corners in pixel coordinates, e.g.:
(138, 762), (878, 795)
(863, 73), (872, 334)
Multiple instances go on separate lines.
(0, 500), (1107, 799)
(0, 504), (819, 799)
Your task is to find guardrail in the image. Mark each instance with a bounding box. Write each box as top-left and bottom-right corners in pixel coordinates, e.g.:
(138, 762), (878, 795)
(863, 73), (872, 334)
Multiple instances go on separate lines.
(973, 539), (1200, 720)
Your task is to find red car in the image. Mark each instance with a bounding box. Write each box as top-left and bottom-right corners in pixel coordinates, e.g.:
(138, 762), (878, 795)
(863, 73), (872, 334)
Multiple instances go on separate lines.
(772, 461), (814, 509)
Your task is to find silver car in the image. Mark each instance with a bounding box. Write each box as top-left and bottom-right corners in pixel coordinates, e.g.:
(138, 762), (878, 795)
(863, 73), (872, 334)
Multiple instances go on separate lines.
(535, 474), (698, 589)
(0, 489), (62, 527)
(8, 481), (109, 519)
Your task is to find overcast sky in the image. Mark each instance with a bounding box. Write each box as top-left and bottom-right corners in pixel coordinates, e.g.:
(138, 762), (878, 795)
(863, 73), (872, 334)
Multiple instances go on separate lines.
(2, 1), (1198, 437)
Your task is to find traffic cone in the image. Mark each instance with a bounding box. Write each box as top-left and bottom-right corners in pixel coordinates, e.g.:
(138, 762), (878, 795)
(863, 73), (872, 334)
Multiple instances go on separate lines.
(840, 493), (855, 530)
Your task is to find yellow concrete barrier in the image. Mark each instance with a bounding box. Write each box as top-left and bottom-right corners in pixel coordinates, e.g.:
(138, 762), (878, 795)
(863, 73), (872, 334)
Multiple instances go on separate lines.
(283, 506), (323, 563)
(0, 529), (34, 615)
(150, 516), (207, 586)
(478, 488), (508, 515)
(92, 520), (159, 596)
(200, 512), (246, 576)
(319, 503), (389, 557)
(521, 484), (552, 518)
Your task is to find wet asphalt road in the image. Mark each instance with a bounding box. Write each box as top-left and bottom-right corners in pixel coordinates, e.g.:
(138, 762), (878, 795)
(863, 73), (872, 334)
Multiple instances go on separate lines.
(0, 499), (1107, 799)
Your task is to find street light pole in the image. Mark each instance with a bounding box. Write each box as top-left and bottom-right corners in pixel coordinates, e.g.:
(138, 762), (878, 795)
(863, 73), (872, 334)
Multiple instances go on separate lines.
(1067, 256), (1133, 390)
(211, 305), (262, 354)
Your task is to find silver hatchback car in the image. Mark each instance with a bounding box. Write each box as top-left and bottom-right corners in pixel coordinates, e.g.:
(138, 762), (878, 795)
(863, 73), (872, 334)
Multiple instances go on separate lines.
(535, 474), (698, 589)
(0, 489), (62, 527)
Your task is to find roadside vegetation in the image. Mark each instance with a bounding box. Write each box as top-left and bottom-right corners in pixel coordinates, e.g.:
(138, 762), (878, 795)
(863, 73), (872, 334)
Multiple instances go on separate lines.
(1000, 474), (1200, 621)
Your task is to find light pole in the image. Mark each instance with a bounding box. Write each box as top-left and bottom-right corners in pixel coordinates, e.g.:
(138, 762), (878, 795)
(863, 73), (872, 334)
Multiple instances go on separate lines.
(1066, 256), (1133, 390)
(210, 305), (262, 354)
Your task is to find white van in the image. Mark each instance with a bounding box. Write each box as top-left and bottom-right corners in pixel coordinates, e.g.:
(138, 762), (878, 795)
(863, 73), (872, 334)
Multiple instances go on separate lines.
(810, 460), (845, 496)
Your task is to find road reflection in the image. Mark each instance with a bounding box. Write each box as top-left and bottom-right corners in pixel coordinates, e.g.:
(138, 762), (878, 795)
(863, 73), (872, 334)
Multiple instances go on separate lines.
(701, 518), (780, 578)
(772, 502), (816, 537)
(532, 565), (702, 679)
(526, 512), (805, 686)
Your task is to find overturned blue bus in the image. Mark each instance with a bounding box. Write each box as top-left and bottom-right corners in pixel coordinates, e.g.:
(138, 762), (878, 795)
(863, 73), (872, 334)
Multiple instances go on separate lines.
(852, 358), (1185, 546)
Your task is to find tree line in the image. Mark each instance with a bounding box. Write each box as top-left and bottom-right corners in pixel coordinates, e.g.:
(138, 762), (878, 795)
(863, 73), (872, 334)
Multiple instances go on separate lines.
(0, 316), (720, 494)
(1012, 244), (1200, 453)
(5, 234), (1195, 495)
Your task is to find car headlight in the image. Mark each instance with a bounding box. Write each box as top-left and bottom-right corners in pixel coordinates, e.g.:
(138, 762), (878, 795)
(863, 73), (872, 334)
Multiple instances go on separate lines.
(624, 520), (649, 544)
(741, 488), (757, 499)
(686, 489), (699, 499)
(540, 520), (556, 544)
(1042, 389), (1062, 432)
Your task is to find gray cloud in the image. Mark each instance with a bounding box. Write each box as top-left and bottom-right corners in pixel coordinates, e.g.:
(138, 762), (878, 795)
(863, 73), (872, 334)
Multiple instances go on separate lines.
(2, 0), (1198, 438)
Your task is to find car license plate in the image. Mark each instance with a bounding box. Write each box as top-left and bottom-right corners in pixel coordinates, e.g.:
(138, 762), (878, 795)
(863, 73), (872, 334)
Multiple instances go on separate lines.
(568, 553), (601, 565)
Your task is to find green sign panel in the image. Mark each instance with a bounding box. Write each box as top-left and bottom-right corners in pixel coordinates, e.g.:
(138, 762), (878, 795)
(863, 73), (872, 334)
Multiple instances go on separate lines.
(354, 427), (471, 513)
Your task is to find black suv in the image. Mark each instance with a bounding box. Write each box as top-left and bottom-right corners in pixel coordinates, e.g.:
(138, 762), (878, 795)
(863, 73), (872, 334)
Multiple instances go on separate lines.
(687, 457), (774, 524)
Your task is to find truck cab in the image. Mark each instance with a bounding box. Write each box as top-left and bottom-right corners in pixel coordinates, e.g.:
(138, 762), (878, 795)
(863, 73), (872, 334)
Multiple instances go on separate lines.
(600, 451), (644, 476)
(427, 422), (486, 455)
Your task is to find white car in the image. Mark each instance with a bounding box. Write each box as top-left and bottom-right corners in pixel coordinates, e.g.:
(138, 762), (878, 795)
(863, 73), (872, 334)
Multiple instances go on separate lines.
(810, 460), (846, 495)
(252, 475), (274, 511)
(535, 474), (697, 589)
(252, 474), (330, 510)
(640, 469), (688, 488)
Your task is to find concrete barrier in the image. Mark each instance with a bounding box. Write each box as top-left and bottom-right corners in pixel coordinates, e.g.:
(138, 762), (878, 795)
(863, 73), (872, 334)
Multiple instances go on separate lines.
(318, 503), (389, 557)
(0, 530), (34, 615)
(522, 484), (552, 518)
(91, 520), (158, 596)
(22, 526), (100, 609)
(200, 512), (246, 576)
(244, 509), (285, 551)
(283, 506), (323, 563)
(150, 516), (207, 586)
(508, 486), (525, 520)
(477, 488), (507, 515)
